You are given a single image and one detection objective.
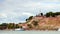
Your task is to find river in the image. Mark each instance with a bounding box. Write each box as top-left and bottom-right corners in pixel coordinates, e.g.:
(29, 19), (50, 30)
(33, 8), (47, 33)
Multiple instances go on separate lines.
(0, 30), (60, 34)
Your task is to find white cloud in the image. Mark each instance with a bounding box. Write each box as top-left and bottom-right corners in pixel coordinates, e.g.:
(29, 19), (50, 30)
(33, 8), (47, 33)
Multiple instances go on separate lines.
(0, 0), (60, 23)
(0, 13), (7, 18)
(22, 12), (34, 16)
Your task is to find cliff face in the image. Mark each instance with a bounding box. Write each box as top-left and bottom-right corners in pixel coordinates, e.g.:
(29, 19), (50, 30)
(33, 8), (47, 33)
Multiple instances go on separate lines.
(26, 15), (60, 30)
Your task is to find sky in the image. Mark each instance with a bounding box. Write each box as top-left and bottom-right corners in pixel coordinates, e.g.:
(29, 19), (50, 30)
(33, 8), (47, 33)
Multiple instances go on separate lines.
(0, 0), (60, 24)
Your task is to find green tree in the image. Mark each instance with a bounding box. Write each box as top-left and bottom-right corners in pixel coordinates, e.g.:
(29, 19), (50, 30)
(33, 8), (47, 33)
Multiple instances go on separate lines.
(0, 23), (8, 30)
(55, 12), (60, 16)
(15, 24), (19, 28)
(41, 13), (43, 16)
(1, 23), (8, 26)
(7, 23), (15, 29)
(45, 12), (55, 17)
(26, 16), (33, 21)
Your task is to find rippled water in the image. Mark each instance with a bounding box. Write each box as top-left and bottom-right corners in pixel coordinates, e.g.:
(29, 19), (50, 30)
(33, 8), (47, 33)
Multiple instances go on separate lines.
(0, 30), (60, 34)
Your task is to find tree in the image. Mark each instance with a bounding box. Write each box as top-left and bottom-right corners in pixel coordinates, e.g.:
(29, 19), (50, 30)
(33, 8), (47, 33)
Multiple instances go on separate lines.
(41, 13), (43, 16)
(15, 24), (19, 28)
(55, 12), (60, 16)
(1, 23), (8, 26)
(26, 16), (33, 21)
(52, 13), (55, 17)
(7, 23), (15, 29)
(45, 12), (55, 17)
(0, 23), (8, 30)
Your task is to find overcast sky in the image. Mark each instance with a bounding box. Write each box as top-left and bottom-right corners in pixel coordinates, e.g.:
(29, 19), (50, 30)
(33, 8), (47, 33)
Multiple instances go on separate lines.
(0, 0), (60, 24)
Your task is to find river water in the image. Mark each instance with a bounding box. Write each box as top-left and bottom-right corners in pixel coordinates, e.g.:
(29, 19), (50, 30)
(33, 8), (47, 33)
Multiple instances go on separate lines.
(0, 30), (60, 34)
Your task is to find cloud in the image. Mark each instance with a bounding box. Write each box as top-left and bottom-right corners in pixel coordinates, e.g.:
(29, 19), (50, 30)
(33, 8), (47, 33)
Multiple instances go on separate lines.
(0, 13), (7, 18)
(22, 12), (34, 16)
(0, 0), (60, 23)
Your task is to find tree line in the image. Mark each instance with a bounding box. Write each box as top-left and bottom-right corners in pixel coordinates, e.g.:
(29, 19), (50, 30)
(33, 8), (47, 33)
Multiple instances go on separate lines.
(45, 12), (60, 17)
(26, 12), (60, 21)
(0, 23), (20, 30)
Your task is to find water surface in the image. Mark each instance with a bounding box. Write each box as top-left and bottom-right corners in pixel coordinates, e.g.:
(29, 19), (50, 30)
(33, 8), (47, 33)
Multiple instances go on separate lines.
(0, 30), (60, 34)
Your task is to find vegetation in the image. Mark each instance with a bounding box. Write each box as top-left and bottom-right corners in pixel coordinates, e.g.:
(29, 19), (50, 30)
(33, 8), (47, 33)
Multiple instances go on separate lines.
(41, 13), (43, 16)
(45, 12), (60, 17)
(0, 23), (19, 30)
(0, 23), (8, 30)
(15, 24), (19, 28)
(7, 23), (16, 29)
(26, 16), (33, 21)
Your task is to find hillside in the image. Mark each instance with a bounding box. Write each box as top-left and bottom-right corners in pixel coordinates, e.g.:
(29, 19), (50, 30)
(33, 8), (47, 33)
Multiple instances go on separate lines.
(25, 12), (60, 31)
(0, 12), (60, 31)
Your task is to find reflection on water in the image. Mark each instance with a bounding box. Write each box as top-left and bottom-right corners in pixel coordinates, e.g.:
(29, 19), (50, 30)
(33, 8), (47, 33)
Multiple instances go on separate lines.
(0, 30), (60, 34)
